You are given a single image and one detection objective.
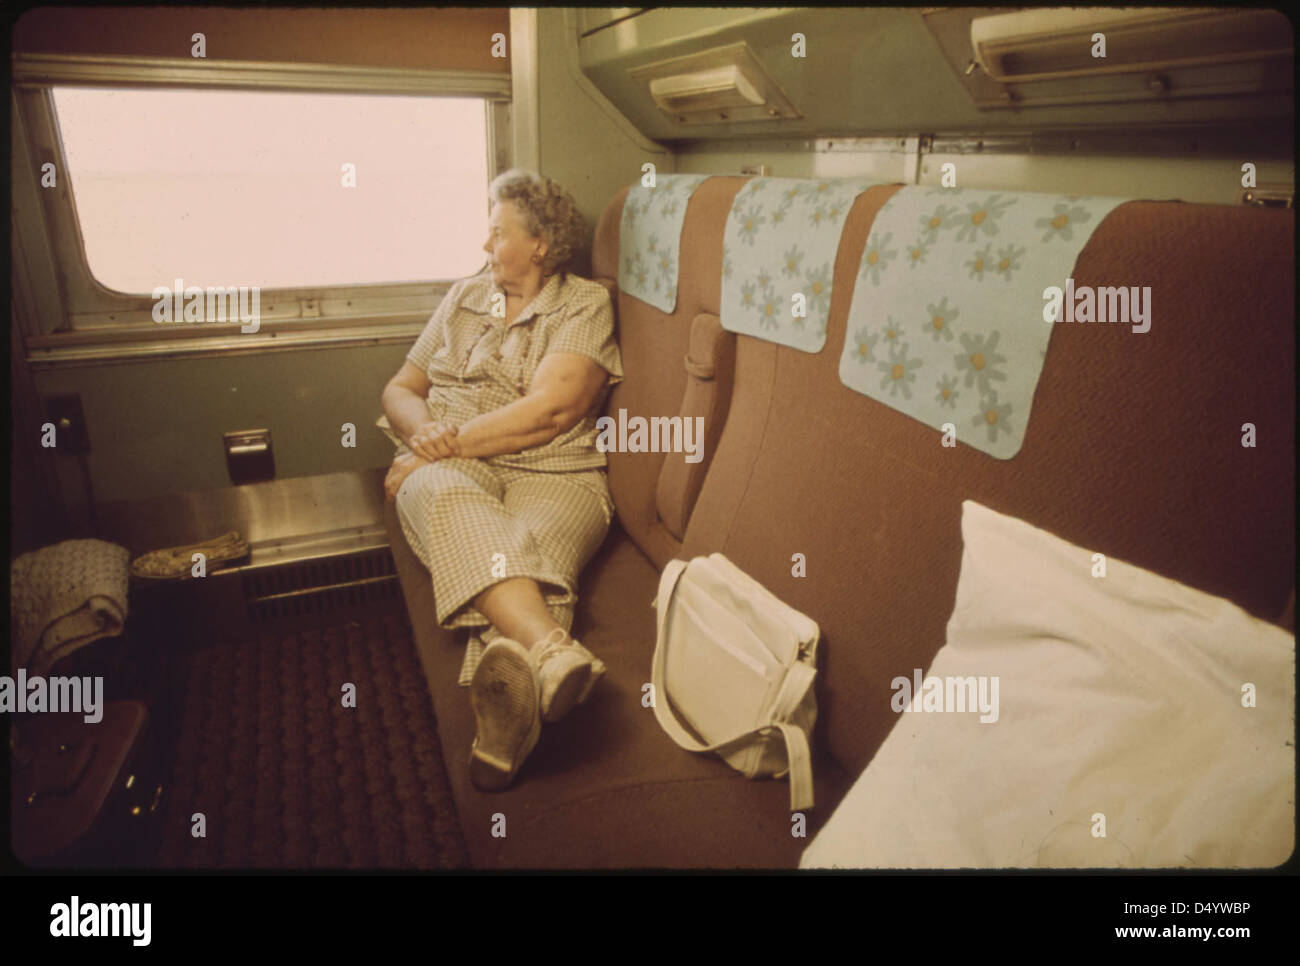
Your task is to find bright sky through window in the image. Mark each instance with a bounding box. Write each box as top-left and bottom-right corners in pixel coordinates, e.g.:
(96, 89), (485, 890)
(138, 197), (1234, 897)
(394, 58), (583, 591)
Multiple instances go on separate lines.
(52, 87), (490, 293)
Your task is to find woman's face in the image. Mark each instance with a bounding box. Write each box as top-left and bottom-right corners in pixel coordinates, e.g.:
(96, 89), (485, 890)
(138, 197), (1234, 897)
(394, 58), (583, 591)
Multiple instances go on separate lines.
(484, 201), (546, 291)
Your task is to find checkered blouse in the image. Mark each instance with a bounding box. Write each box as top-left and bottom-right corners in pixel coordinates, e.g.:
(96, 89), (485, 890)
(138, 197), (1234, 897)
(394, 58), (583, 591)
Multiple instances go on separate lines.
(401, 270), (624, 472)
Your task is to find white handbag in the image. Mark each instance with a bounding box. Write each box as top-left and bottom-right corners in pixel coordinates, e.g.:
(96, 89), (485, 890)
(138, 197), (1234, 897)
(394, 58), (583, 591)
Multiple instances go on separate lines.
(651, 553), (819, 811)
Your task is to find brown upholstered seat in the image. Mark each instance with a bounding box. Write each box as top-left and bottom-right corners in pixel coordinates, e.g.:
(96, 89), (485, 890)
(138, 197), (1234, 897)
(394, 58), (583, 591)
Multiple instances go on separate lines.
(387, 176), (1294, 868)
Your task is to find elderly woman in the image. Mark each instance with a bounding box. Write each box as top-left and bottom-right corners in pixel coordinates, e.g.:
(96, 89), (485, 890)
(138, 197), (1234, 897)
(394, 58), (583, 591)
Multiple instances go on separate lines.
(379, 170), (623, 792)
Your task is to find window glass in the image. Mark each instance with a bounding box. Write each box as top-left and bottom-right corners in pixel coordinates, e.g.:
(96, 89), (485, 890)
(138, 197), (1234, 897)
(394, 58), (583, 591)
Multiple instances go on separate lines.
(51, 87), (489, 293)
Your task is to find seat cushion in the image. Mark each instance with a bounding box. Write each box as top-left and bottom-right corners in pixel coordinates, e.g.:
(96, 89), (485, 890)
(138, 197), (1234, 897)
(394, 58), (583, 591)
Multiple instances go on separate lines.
(385, 497), (848, 867)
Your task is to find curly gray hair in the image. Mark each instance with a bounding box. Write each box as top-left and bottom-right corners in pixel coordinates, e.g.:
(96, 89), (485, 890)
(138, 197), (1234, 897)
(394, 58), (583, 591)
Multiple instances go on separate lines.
(488, 169), (587, 275)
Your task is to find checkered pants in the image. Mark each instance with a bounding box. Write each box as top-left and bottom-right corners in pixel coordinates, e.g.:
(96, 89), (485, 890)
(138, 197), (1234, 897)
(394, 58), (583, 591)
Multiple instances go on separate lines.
(393, 457), (614, 685)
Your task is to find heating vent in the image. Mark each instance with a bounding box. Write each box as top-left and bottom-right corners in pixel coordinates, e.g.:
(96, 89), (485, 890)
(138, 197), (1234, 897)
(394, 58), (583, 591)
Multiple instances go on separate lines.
(240, 548), (400, 623)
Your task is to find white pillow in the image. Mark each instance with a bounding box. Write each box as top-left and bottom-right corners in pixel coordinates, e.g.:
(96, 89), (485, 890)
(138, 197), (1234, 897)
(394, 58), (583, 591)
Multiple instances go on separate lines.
(801, 500), (1295, 869)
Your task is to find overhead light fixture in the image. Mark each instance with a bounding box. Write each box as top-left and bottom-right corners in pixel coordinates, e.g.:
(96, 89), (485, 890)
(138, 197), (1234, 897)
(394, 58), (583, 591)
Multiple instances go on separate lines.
(649, 64), (765, 115)
(970, 7), (1292, 84)
(923, 6), (1293, 108)
(630, 42), (801, 124)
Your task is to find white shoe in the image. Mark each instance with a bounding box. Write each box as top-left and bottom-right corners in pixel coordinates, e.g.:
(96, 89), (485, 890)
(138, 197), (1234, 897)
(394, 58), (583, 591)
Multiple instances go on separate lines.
(531, 629), (606, 723)
(468, 638), (541, 792)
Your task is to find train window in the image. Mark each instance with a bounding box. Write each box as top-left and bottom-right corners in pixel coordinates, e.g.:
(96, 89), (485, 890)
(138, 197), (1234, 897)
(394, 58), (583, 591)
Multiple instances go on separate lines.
(50, 87), (490, 294)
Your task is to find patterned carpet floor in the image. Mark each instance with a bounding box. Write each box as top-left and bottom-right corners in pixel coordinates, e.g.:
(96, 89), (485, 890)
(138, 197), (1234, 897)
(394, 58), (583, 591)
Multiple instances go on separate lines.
(153, 611), (470, 869)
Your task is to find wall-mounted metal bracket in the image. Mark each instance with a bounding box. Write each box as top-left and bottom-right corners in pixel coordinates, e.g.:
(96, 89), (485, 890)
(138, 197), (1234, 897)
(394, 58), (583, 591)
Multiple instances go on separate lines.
(1239, 184), (1293, 208)
(224, 429), (275, 485)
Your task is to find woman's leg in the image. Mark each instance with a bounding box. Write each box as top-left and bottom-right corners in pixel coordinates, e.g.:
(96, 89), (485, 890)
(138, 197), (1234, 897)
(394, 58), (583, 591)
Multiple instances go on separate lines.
(471, 469), (608, 649)
(494, 472), (610, 721)
(472, 578), (566, 649)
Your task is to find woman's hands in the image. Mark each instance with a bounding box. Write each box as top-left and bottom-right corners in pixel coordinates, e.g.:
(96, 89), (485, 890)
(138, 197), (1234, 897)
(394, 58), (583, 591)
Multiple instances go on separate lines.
(384, 416), (463, 502)
(406, 421), (461, 461)
(384, 420), (465, 500)
(384, 452), (430, 502)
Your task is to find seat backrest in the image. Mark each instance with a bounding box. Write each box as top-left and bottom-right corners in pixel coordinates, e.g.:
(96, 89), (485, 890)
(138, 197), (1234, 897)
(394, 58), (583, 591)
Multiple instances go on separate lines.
(593, 176), (1295, 778)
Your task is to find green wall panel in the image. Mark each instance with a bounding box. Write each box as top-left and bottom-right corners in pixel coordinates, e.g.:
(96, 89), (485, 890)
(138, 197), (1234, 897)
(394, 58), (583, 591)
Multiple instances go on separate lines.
(32, 343), (411, 503)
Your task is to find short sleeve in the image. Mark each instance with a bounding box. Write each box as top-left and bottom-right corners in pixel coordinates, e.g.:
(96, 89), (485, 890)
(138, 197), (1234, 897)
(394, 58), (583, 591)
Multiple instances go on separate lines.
(406, 279), (465, 375)
(545, 284), (624, 386)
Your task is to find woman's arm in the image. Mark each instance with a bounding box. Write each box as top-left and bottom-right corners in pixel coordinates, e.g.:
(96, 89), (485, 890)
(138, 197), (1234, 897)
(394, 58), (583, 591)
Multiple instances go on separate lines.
(448, 352), (610, 460)
(383, 279), (467, 458)
(381, 362), (437, 450)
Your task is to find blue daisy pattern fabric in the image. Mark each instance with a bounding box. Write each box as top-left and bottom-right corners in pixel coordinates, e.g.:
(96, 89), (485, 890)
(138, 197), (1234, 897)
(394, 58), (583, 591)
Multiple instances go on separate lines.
(619, 174), (713, 313)
(721, 177), (882, 353)
(838, 186), (1129, 459)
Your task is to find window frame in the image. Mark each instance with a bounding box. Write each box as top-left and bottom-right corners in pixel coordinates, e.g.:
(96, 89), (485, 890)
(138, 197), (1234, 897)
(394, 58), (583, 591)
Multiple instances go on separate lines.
(11, 53), (512, 365)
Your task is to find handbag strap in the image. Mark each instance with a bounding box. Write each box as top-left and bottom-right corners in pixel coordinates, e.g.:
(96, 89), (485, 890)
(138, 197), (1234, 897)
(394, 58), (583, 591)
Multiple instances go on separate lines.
(652, 559), (816, 811)
(772, 722), (814, 812)
(771, 660), (816, 722)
